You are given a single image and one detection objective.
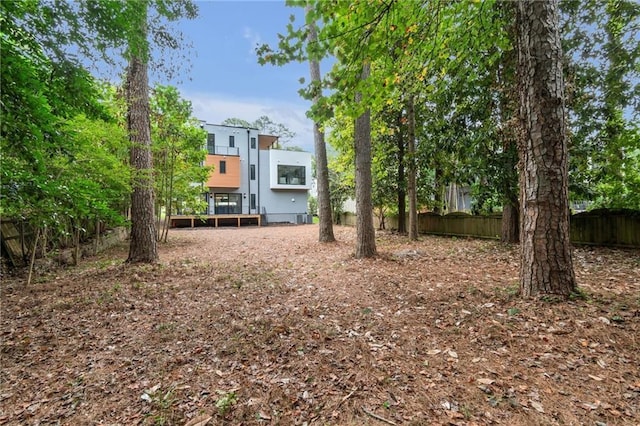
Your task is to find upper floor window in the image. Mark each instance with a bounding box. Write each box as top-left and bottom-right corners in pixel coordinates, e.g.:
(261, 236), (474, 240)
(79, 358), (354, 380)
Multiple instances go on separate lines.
(219, 160), (226, 174)
(250, 164), (256, 180)
(277, 165), (306, 185)
(207, 134), (215, 154)
(229, 135), (235, 147)
(250, 137), (256, 149)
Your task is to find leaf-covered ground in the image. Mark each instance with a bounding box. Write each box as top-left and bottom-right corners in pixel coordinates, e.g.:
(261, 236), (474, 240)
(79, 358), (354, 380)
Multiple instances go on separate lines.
(1, 225), (639, 426)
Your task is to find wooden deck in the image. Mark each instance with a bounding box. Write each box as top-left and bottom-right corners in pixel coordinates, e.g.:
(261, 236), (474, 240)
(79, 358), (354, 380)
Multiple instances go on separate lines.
(170, 214), (261, 228)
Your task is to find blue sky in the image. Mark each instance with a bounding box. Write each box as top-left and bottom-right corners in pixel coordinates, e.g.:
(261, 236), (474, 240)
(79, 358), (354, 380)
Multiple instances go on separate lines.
(173, 1), (316, 151)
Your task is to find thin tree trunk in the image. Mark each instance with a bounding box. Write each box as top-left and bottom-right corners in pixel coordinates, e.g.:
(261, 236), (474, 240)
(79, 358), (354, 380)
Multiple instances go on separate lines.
(163, 150), (176, 243)
(155, 149), (167, 242)
(516, 0), (575, 297)
(94, 218), (100, 255)
(41, 225), (47, 257)
(433, 167), (443, 215)
(396, 113), (406, 234)
(354, 63), (376, 258)
(306, 4), (335, 243)
(26, 227), (40, 286)
(406, 96), (418, 240)
(72, 225), (80, 266)
(126, 50), (158, 263)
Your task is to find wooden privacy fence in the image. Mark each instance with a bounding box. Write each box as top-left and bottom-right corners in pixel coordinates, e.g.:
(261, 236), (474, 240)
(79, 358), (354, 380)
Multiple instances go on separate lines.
(340, 209), (640, 248)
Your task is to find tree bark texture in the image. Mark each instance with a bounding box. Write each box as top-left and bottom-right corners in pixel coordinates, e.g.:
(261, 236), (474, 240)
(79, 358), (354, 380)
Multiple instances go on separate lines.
(396, 113), (406, 234)
(126, 54), (158, 263)
(406, 96), (418, 240)
(307, 5), (335, 243)
(354, 63), (377, 258)
(501, 200), (519, 243)
(516, 0), (575, 297)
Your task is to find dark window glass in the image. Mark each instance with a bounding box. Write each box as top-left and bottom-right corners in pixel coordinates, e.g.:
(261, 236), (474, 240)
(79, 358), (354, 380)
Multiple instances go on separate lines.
(250, 164), (256, 180)
(250, 194), (256, 210)
(277, 165), (306, 185)
(229, 135), (235, 147)
(207, 134), (215, 154)
(214, 193), (241, 214)
(219, 160), (226, 174)
(250, 137), (256, 149)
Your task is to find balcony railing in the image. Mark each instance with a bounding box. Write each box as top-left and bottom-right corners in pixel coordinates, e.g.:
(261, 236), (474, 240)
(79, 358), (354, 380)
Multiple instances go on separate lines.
(207, 146), (239, 156)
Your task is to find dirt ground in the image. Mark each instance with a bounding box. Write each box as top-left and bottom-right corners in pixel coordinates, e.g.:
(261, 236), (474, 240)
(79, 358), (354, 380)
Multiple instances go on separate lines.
(1, 225), (639, 426)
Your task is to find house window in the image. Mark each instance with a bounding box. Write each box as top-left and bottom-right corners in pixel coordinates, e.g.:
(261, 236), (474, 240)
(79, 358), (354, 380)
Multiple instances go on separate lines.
(277, 165), (306, 185)
(219, 160), (226, 174)
(250, 194), (256, 210)
(250, 137), (256, 149)
(207, 134), (215, 154)
(229, 135), (235, 147)
(250, 164), (256, 180)
(214, 193), (241, 214)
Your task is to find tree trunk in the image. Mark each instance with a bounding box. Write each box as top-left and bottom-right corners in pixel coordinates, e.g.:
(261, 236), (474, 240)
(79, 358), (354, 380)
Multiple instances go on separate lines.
(396, 113), (406, 234)
(501, 200), (519, 243)
(354, 63), (376, 258)
(26, 227), (40, 286)
(406, 96), (418, 240)
(126, 51), (158, 263)
(516, 0), (575, 297)
(162, 150), (176, 243)
(307, 4), (335, 243)
(72, 225), (80, 266)
(433, 167), (443, 215)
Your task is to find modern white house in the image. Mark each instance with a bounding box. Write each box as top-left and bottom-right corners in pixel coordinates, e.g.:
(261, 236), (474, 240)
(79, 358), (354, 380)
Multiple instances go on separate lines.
(187, 122), (312, 226)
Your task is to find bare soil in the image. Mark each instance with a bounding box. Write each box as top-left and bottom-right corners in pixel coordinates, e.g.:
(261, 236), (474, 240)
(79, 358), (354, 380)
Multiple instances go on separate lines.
(1, 225), (639, 426)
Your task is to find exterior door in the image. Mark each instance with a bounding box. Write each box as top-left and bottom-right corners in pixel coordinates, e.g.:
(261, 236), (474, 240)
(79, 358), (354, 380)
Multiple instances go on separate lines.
(214, 193), (242, 214)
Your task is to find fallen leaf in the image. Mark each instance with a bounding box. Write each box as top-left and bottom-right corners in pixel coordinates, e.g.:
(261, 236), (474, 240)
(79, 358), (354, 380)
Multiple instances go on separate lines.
(588, 374), (604, 382)
(146, 384), (161, 394)
(477, 378), (495, 385)
(258, 411), (271, 420)
(427, 349), (441, 355)
(184, 414), (212, 426)
(581, 402), (599, 411)
(530, 400), (544, 413)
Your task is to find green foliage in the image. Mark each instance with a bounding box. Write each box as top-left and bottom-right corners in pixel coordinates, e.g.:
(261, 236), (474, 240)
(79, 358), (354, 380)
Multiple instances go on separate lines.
(260, 0), (515, 218)
(1, 0), (200, 258)
(1, 2), (130, 242)
(562, 0), (640, 208)
(307, 195), (318, 216)
(215, 390), (238, 416)
(150, 85), (209, 231)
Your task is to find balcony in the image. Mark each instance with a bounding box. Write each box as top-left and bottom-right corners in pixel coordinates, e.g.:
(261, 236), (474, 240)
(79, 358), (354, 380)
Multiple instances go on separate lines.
(207, 145), (239, 156)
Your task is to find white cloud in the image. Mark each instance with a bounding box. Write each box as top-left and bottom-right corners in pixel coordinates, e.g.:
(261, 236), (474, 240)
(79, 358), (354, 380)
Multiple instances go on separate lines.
(242, 26), (263, 57)
(182, 90), (315, 153)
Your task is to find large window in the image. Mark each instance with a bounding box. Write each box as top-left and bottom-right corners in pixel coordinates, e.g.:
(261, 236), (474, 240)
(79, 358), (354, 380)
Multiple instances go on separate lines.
(277, 165), (306, 185)
(207, 134), (215, 154)
(219, 160), (226, 174)
(250, 164), (256, 180)
(214, 193), (242, 214)
(229, 135), (235, 147)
